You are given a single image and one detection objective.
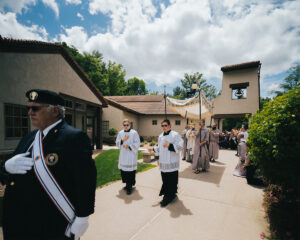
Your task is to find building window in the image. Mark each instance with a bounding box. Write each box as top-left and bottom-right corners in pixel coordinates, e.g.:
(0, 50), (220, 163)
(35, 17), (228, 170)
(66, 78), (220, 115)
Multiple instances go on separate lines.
(152, 120), (157, 125)
(4, 103), (29, 138)
(65, 100), (73, 109)
(75, 102), (85, 110)
(102, 120), (109, 136)
(175, 120), (181, 125)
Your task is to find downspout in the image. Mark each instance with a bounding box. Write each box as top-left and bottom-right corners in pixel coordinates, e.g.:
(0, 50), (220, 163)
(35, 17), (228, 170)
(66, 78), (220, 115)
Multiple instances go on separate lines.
(258, 62), (262, 110)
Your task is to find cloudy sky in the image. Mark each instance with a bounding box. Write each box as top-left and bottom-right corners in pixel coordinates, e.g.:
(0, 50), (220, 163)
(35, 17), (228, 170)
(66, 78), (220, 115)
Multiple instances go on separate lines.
(1, 0), (299, 96)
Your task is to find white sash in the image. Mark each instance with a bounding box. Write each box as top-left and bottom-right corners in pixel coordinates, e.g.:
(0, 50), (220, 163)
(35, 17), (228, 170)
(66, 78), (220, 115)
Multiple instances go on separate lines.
(32, 130), (75, 237)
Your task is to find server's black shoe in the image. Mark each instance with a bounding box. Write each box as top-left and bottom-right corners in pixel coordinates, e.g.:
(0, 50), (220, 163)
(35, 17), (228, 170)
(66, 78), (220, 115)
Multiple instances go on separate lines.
(126, 186), (133, 195)
(160, 198), (169, 207)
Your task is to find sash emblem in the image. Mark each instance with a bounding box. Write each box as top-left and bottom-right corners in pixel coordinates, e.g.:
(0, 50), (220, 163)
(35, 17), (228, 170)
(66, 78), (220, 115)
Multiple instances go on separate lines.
(35, 156), (40, 162)
(45, 153), (59, 166)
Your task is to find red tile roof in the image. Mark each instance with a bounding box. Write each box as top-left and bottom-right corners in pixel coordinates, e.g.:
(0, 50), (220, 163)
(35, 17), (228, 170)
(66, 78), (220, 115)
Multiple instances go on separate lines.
(221, 61), (261, 72)
(106, 95), (179, 115)
(0, 35), (108, 107)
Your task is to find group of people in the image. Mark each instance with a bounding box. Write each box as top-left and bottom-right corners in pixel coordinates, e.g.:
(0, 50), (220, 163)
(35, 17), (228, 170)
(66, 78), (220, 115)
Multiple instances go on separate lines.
(181, 122), (220, 174)
(218, 127), (248, 150)
(116, 118), (183, 207)
(0, 88), (260, 240)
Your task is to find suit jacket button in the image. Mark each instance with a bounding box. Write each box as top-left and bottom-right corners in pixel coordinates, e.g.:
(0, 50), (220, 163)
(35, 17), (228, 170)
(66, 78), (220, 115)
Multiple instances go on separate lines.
(10, 181), (15, 186)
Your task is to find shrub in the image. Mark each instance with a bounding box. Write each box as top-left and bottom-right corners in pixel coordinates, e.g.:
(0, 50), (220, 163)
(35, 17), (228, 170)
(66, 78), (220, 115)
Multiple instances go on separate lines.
(108, 127), (117, 136)
(248, 86), (300, 239)
(248, 86), (300, 191)
(150, 140), (156, 146)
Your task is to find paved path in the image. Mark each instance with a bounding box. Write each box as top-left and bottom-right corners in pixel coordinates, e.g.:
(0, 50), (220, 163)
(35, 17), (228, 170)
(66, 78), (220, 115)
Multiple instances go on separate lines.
(83, 149), (268, 240)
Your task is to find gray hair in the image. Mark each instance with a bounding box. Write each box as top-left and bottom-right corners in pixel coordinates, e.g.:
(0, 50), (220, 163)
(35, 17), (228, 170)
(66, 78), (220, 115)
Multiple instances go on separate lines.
(48, 105), (65, 119)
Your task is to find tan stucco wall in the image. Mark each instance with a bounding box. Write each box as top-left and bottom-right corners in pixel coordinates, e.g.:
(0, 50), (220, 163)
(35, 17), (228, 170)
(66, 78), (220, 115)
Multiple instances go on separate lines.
(102, 105), (139, 132)
(102, 105), (126, 132)
(213, 68), (259, 115)
(0, 52), (102, 153)
(123, 112), (139, 131)
(138, 115), (186, 138)
(102, 105), (186, 139)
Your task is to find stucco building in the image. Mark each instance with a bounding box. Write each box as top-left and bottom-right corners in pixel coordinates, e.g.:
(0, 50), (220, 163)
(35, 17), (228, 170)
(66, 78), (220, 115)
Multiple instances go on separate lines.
(0, 36), (108, 159)
(103, 95), (186, 140)
(213, 61), (261, 130)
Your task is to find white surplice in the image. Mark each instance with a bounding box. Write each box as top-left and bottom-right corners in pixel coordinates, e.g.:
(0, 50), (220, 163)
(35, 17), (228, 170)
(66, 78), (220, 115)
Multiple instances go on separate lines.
(116, 129), (140, 171)
(154, 130), (183, 172)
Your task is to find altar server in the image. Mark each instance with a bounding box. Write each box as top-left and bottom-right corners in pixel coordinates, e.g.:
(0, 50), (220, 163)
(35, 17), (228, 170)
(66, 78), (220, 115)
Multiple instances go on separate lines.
(186, 124), (196, 162)
(152, 119), (183, 207)
(116, 119), (140, 195)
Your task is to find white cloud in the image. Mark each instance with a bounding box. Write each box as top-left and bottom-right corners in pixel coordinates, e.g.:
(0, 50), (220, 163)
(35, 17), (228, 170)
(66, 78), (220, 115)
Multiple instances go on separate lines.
(77, 12), (84, 21)
(3, 0), (298, 97)
(0, 0), (36, 14)
(0, 0), (59, 18)
(41, 0), (59, 18)
(66, 0), (81, 5)
(58, 26), (88, 49)
(0, 12), (48, 40)
(267, 83), (280, 92)
(73, 0), (297, 89)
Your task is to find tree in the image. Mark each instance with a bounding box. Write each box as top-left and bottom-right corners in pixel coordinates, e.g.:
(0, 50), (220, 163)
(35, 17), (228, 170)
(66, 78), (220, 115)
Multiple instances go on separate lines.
(105, 61), (127, 96)
(270, 65), (300, 96)
(259, 96), (272, 109)
(173, 72), (218, 100)
(125, 77), (148, 95)
(149, 90), (159, 95)
(172, 86), (185, 99)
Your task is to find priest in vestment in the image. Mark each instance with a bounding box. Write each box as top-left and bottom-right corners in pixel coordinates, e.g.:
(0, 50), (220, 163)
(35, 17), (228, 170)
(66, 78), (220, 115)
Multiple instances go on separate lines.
(192, 121), (210, 173)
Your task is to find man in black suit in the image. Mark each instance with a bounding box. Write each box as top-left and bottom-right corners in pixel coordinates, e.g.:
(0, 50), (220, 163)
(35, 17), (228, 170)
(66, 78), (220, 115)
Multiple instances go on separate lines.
(0, 89), (97, 240)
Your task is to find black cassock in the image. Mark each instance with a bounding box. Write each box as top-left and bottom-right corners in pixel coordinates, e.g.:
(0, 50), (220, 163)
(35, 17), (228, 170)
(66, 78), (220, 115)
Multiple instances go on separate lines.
(0, 120), (97, 240)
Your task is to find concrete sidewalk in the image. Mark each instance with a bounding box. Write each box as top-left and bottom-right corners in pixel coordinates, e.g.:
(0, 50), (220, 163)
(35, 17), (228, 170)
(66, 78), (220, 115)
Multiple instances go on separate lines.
(83, 149), (268, 240)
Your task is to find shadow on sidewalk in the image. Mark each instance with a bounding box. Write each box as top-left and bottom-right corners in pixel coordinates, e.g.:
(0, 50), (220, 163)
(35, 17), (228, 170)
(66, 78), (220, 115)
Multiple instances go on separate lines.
(179, 164), (226, 187)
(116, 188), (143, 204)
(166, 199), (193, 218)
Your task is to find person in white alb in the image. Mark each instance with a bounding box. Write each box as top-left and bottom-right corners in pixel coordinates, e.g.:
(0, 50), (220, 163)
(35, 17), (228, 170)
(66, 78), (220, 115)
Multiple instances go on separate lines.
(186, 124), (196, 162)
(150, 119), (183, 207)
(116, 119), (140, 195)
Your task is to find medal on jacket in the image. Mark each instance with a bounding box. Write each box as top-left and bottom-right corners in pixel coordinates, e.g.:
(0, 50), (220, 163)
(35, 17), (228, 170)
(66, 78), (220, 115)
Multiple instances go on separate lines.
(45, 153), (59, 166)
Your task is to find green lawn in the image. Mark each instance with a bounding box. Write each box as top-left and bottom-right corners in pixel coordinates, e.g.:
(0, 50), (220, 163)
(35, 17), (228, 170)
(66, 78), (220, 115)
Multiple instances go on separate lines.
(94, 149), (156, 188)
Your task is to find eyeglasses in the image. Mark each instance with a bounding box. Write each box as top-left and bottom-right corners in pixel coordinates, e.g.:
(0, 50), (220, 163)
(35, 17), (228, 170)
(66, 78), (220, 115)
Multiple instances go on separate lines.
(161, 125), (168, 127)
(123, 124), (130, 127)
(27, 105), (48, 112)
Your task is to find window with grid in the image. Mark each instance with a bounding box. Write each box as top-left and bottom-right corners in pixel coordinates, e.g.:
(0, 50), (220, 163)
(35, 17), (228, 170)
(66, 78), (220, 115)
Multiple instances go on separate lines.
(175, 120), (181, 125)
(102, 120), (109, 136)
(4, 103), (30, 138)
(152, 120), (157, 125)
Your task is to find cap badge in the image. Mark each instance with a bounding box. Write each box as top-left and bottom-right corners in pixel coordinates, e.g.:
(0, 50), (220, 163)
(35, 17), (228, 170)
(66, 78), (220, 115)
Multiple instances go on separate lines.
(29, 91), (38, 100)
(45, 153), (59, 166)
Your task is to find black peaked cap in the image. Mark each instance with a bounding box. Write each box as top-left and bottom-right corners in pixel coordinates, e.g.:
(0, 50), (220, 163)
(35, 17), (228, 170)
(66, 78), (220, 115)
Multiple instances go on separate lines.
(26, 89), (65, 106)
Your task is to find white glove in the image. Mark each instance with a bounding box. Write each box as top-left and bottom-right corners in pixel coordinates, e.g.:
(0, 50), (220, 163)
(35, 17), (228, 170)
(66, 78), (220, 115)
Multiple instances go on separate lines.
(5, 152), (33, 174)
(70, 216), (89, 240)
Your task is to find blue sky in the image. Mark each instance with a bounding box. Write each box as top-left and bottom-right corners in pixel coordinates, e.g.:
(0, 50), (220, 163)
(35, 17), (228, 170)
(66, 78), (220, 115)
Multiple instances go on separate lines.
(0, 0), (299, 97)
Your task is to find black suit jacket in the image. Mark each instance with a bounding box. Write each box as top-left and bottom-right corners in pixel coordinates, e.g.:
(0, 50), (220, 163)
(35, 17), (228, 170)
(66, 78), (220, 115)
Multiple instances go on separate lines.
(1, 120), (97, 239)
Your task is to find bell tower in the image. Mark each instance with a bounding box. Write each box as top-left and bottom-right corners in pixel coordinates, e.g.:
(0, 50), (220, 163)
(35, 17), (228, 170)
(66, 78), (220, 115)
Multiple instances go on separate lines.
(212, 61), (261, 130)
